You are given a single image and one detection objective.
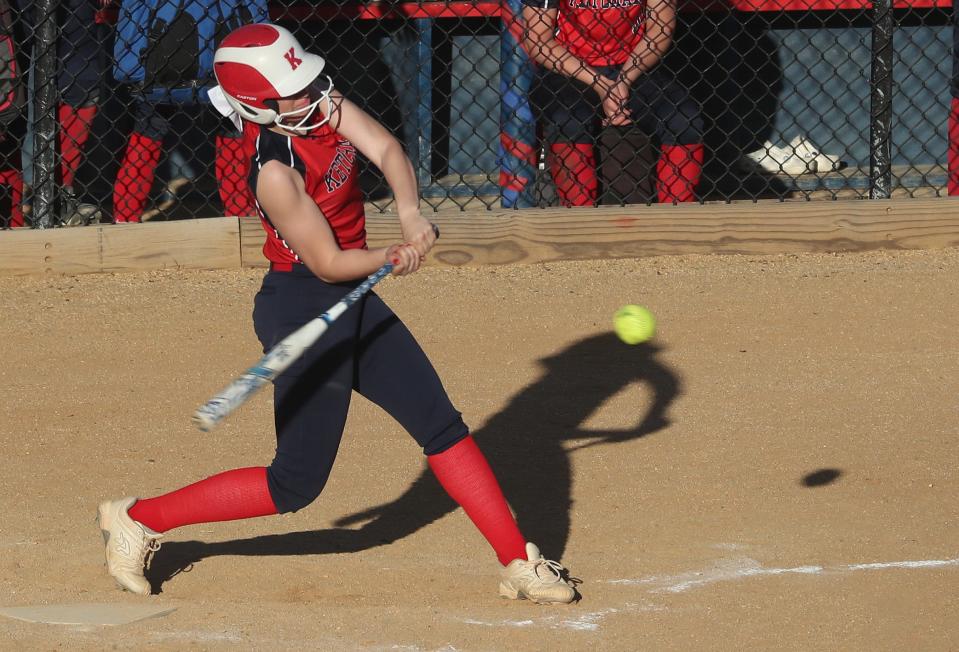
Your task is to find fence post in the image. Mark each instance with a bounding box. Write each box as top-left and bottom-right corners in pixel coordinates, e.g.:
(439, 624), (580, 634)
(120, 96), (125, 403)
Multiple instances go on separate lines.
(869, 0), (894, 199)
(412, 18), (434, 189)
(31, 0), (59, 228)
(499, 0), (537, 209)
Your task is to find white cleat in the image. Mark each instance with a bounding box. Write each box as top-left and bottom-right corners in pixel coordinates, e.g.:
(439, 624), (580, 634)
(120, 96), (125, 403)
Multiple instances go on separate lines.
(96, 497), (162, 596)
(744, 136), (846, 176)
(499, 542), (579, 604)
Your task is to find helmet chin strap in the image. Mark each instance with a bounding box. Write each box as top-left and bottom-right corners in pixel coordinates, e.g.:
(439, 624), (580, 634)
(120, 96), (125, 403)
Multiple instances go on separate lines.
(273, 76), (334, 135)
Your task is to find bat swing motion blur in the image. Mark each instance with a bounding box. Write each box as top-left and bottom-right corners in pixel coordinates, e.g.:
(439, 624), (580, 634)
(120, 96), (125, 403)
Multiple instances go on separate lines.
(193, 225), (439, 432)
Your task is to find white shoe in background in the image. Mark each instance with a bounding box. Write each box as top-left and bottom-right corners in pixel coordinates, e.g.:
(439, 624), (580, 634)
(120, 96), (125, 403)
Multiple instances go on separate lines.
(745, 136), (846, 175)
(788, 136), (845, 172)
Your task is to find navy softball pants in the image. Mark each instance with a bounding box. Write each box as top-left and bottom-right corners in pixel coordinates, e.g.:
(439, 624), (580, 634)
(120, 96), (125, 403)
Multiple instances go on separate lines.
(252, 265), (469, 514)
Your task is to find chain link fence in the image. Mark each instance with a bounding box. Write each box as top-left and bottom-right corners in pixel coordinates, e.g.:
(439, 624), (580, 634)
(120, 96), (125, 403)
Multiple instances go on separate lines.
(1, 0), (954, 228)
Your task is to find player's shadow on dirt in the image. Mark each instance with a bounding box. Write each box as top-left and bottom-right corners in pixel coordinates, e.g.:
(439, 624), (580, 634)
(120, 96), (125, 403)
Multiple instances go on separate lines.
(148, 332), (681, 592)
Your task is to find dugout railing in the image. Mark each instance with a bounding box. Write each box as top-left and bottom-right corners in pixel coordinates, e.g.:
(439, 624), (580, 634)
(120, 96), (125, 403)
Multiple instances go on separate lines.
(4, 0), (957, 229)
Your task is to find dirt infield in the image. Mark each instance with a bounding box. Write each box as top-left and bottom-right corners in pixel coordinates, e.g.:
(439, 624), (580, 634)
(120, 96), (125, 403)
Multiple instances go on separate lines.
(1, 249), (957, 650)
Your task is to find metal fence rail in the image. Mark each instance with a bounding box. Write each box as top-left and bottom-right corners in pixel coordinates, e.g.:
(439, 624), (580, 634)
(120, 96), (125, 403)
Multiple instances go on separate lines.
(2, 0), (955, 228)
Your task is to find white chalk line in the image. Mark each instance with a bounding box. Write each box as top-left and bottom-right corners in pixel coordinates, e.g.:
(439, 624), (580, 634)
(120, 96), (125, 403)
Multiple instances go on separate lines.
(461, 618), (535, 628)
(459, 603), (664, 633)
(460, 553), (958, 633)
(846, 558), (959, 571)
(608, 555), (959, 594)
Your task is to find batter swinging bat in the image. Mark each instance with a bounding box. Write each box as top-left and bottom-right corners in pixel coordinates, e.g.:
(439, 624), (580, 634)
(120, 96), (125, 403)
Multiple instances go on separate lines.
(193, 225), (439, 432)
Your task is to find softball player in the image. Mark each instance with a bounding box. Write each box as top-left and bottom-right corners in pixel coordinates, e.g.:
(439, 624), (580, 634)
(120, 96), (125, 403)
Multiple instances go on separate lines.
(522, 0), (704, 206)
(96, 23), (577, 605)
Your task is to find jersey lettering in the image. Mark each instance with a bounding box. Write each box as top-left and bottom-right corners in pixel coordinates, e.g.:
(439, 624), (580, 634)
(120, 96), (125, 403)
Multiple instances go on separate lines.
(567, 0), (643, 8)
(324, 140), (357, 193)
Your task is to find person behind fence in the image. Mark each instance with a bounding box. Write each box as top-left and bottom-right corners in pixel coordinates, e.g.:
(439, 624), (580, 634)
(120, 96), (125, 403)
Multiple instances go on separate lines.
(95, 23), (580, 605)
(16, 0), (111, 225)
(522, 0), (704, 206)
(110, 0), (267, 223)
(140, 141), (197, 221)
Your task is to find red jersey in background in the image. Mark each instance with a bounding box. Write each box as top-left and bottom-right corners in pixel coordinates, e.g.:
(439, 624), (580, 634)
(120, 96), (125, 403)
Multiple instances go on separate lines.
(523, 0), (648, 66)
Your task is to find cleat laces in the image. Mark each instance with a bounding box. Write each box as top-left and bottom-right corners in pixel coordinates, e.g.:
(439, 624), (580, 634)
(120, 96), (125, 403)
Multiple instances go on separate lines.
(533, 557), (567, 582)
(118, 535), (161, 573)
(531, 557), (581, 590)
(143, 538), (162, 570)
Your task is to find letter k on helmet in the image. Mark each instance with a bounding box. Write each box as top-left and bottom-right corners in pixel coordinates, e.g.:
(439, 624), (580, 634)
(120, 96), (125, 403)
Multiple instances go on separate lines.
(284, 47), (303, 70)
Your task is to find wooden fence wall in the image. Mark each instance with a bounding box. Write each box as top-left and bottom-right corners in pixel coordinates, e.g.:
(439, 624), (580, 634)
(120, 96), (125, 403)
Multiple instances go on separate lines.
(1, 199), (958, 276)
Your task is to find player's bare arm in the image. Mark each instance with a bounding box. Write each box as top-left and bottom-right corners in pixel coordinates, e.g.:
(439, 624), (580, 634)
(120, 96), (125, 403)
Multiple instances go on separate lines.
(617, 0), (677, 87)
(325, 91), (437, 259)
(522, 6), (616, 98)
(255, 161), (419, 281)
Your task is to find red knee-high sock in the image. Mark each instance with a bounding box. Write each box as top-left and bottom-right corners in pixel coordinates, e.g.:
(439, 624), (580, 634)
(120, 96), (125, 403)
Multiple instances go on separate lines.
(657, 143), (704, 204)
(949, 98), (959, 196)
(215, 134), (256, 216)
(58, 104), (97, 188)
(128, 467), (278, 534)
(114, 132), (162, 223)
(548, 142), (597, 207)
(428, 435), (527, 566)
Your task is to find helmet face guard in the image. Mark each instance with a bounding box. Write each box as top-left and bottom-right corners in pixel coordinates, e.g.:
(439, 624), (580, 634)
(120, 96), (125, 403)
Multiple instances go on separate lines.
(270, 76), (334, 134)
(213, 24), (332, 133)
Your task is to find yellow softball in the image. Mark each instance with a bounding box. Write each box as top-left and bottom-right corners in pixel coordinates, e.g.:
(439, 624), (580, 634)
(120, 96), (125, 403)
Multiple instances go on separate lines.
(613, 304), (656, 345)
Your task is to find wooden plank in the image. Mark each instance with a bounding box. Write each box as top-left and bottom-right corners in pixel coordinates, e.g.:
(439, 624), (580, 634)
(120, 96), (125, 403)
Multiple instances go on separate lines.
(0, 226), (102, 276)
(5, 198), (959, 277)
(239, 216), (267, 268)
(241, 198), (959, 269)
(0, 218), (241, 277)
(361, 198), (959, 266)
(99, 218), (240, 273)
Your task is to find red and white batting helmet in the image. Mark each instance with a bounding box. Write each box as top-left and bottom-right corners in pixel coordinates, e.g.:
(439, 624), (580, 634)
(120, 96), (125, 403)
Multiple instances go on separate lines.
(213, 23), (332, 133)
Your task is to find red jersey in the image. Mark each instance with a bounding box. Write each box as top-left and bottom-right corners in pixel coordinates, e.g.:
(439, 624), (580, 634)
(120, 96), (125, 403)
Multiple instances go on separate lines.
(246, 121), (367, 265)
(523, 0), (648, 66)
